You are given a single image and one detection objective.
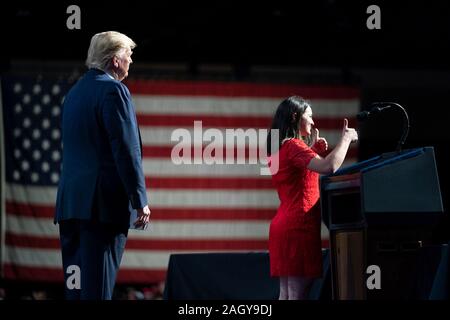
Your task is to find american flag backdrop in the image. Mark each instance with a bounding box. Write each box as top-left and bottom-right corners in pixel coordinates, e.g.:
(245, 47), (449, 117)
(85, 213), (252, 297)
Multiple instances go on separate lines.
(0, 74), (360, 283)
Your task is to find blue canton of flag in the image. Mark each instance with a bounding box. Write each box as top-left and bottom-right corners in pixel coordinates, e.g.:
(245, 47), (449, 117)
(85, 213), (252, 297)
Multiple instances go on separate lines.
(2, 75), (70, 186)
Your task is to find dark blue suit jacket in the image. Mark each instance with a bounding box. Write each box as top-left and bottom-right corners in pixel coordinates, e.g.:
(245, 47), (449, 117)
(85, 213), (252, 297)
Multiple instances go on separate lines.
(55, 69), (148, 228)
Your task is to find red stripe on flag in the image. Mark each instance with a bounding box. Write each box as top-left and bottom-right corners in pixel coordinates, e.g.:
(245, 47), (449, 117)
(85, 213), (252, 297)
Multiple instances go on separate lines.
(5, 232), (60, 249)
(137, 114), (356, 129)
(5, 233), (268, 250)
(5, 232), (328, 252)
(142, 145), (358, 159)
(126, 239), (268, 250)
(6, 201), (55, 218)
(3, 264), (64, 282)
(146, 177), (274, 189)
(138, 114), (271, 128)
(143, 145), (266, 160)
(116, 269), (167, 283)
(2, 264), (167, 283)
(126, 80), (360, 99)
(148, 208), (276, 220)
(6, 202), (276, 220)
(5, 232), (329, 251)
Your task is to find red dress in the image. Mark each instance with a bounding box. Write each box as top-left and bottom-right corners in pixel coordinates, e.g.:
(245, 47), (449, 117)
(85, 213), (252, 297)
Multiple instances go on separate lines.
(268, 138), (322, 278)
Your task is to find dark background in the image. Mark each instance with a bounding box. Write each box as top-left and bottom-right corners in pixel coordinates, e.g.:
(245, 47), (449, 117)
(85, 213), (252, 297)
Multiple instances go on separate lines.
(2, 1), (450, 68)
(1, 0), (450, 239)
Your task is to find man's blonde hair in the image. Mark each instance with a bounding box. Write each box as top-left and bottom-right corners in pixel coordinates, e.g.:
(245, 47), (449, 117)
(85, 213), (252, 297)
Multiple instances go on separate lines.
(85, 31), (136, 70)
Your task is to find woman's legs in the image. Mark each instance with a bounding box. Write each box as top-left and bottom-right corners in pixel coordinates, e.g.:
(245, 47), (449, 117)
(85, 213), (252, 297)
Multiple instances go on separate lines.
(279, 277), (288, 300)
(279, 276), (314, 300)
(287, 276), (314, 300)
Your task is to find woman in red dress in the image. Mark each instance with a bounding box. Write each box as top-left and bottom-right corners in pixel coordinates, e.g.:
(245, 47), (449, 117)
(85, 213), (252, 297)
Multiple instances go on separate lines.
(267, 96), (358, 300)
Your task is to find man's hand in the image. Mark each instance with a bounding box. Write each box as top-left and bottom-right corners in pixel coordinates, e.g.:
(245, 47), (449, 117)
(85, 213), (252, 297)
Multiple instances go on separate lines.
(311, 128), (328, 155)
(134, 205), (151, 230)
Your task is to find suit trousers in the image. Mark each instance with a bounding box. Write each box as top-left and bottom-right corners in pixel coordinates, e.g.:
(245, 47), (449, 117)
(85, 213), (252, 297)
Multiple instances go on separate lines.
(58, 219), (128, 300)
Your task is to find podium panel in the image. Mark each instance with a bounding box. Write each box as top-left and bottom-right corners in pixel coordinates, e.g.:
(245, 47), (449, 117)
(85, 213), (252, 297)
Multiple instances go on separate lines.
(332, 230), (365, 300)
(321, 147), (444, 300)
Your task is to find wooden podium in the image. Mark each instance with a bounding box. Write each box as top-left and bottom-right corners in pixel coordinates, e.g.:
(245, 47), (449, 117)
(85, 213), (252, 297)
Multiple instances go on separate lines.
(320, 147), (444, 299)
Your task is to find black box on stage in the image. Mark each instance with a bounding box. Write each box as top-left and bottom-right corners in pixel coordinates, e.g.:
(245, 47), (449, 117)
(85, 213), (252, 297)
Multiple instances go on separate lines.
(320, 147), (444, 299)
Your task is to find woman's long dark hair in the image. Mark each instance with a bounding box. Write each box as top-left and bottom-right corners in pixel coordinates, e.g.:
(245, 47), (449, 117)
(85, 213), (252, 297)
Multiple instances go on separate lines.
(266, 96), (311, 156)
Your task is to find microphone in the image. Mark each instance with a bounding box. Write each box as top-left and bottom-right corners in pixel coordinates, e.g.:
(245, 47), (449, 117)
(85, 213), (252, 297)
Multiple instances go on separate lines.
(356, 105), (392, 121)
(356, 102), (410, 152)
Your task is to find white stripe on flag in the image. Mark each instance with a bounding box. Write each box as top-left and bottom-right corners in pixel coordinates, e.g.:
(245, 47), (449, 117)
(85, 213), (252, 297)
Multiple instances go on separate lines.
(143, 161), (272, 177)
(4, 246), (259, 269)
(5, 183), (279, 207)
(6, 215), (270, 239)
(142, 159), (357, 177)
(140, 127), (351, 147)
(121, 248), (265, 269)
(4, 246), (61, 267)
(148, 190), (278, 208)
(133, 96), (359, 117)
(5, 184), (56, 205)
(5, 216), (330, 241)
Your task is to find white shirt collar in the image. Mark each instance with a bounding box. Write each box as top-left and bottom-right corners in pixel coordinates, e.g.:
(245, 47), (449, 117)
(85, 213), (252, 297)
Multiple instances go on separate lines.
(104, 71), (115, 80)
(96, 68), (115, 80)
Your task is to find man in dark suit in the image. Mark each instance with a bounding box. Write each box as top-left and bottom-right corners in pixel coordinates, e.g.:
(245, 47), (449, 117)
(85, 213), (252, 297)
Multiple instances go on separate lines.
(55, 31), (151, 300)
